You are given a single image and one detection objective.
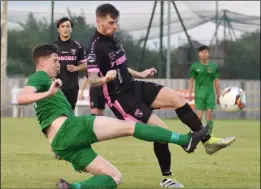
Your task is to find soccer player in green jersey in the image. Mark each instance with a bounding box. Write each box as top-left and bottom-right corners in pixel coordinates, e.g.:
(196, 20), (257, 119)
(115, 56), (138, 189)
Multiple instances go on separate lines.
(17, 44), (210, 189)
(188, 45), (236, 154)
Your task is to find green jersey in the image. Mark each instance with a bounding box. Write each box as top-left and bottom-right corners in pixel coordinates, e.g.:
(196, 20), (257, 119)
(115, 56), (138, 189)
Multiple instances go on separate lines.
(189, 61), (219, 98)
(26, 71), (74, 135)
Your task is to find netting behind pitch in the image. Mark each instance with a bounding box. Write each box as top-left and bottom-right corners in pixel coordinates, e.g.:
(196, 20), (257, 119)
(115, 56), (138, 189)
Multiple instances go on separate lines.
(6, 1), (260, 40)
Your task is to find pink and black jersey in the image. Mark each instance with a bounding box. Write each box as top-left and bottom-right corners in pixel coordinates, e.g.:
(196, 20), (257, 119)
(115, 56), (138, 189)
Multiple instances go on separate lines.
(86, 30), (134, 96)
(54, 37), (87, 90)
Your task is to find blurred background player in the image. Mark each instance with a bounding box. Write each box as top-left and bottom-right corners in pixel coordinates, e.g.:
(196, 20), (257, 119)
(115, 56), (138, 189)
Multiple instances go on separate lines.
(53, 17), (87, 160)
(54, 17), (87, 111)
(79, 74), (106, 116)
(188, 45), (233, 141)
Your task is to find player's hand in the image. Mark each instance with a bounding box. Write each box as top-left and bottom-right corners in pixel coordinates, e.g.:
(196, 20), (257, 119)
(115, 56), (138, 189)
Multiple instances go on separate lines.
(48, 79), (62, 96)
(140, 68), (157, 78)
(67, 65), (77, 72)
(105, 70), (117, 82)
(79, 92), (84, 100)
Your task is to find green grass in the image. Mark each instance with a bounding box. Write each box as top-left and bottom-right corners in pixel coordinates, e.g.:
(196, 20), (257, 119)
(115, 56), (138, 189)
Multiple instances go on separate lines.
(1, 118), (260, 188)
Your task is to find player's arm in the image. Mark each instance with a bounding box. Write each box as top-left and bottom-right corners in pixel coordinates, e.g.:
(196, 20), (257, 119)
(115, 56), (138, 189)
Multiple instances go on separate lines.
(79, 76), (89, 99)
(87, 48), (105, 87)
(213, 65), (220, 102)
(17, 79), (62, 105)
(73, 62), (87, 71)
(127, 68), (142, 78)
(67, 61), (87, 72)
(214, 78), (220, 100)
(75, 45), (88, 71)
(128, 67), (157, 78)
(87, 48), (116, 87)
(188, 78), (194, 94)
(80, 76), (89, 91)
(188, 64), (195, 101)
(88, 69), (117, 87)
(16, 86), (50, 105)
(88, 72), (106, 87)
(67, 43), (87, 72)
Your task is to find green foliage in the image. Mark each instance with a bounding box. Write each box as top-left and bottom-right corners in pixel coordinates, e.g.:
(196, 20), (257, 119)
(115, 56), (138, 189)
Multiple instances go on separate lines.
(7, 13), (52, 76)
(222, 31), (260, 79)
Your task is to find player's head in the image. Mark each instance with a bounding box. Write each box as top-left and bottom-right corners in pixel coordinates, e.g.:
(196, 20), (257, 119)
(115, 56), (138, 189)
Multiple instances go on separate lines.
(96, 3), (119, 36)
(57, 17), (73, 39)
(32, 44), (60, 78)
(198, 45), (209, 61)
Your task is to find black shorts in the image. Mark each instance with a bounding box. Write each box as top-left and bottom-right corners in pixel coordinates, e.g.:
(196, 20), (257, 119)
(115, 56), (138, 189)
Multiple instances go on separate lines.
(109, 81), (163, 123)
(61, 87), (79, 110)
(89, 86), (106, 110)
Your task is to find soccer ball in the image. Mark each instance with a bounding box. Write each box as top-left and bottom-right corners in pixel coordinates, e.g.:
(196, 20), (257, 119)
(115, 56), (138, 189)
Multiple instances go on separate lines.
(219, 86), (246, 112)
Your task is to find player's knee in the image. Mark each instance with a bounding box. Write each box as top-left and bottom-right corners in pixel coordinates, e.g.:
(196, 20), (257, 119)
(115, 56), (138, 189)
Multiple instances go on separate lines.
(172, 90), (186, 107)
(111, 169), (122, 185)
(119, 120), (136, 136)
(120, 125), (134, 137)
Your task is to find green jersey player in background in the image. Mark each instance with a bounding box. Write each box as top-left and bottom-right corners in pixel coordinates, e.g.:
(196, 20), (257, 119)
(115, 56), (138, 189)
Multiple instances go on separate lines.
(16, 44), (209, 189)
(188, 45), (235, 153)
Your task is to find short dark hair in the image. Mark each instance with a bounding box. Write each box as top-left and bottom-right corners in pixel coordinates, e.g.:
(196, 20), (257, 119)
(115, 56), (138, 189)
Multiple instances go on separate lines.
(96, 3), (119, 19)
(198, 45), (209, 52)
(32, 44), (59, 63)
(56, 17), (73, 28)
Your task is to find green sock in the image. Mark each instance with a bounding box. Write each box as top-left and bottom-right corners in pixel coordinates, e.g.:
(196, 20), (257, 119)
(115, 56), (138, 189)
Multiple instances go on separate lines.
(71, 175), (117, 189)
(207, 120), (213, 134)
(170, 132), (190, 145)
(133, 122), (190, 146)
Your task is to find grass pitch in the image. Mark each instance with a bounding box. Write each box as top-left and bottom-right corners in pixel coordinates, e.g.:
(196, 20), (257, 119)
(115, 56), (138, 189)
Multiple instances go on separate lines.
(1, 118), (260, 188)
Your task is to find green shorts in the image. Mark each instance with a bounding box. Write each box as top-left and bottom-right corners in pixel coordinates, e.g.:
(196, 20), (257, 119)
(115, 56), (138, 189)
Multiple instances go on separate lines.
(195, 93), (216, 110)
(51, 116), (98, 171)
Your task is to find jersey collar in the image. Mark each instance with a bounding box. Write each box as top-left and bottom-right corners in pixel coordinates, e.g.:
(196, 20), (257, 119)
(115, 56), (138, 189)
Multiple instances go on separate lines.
(56, 36), (72, 43)
(95, 30), (114, 40)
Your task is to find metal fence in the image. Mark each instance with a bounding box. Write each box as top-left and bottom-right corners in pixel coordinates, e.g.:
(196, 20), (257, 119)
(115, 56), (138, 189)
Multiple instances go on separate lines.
(2, 77), (260, 120)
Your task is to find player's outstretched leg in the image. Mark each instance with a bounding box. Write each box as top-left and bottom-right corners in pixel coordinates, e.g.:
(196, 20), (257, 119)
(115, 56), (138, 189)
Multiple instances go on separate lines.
(92, 116), (210, 153)
(151, 87), (236, 154)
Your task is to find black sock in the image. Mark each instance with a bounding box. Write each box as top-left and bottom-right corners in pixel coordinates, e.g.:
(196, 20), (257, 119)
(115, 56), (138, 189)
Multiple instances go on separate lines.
(175, 103), (210, 143)
(153, 142), (172, 176)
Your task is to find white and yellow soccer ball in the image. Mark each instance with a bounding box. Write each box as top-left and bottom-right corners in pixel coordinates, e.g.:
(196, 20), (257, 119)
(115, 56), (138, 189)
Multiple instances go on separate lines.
(219, 86), (246, 113)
